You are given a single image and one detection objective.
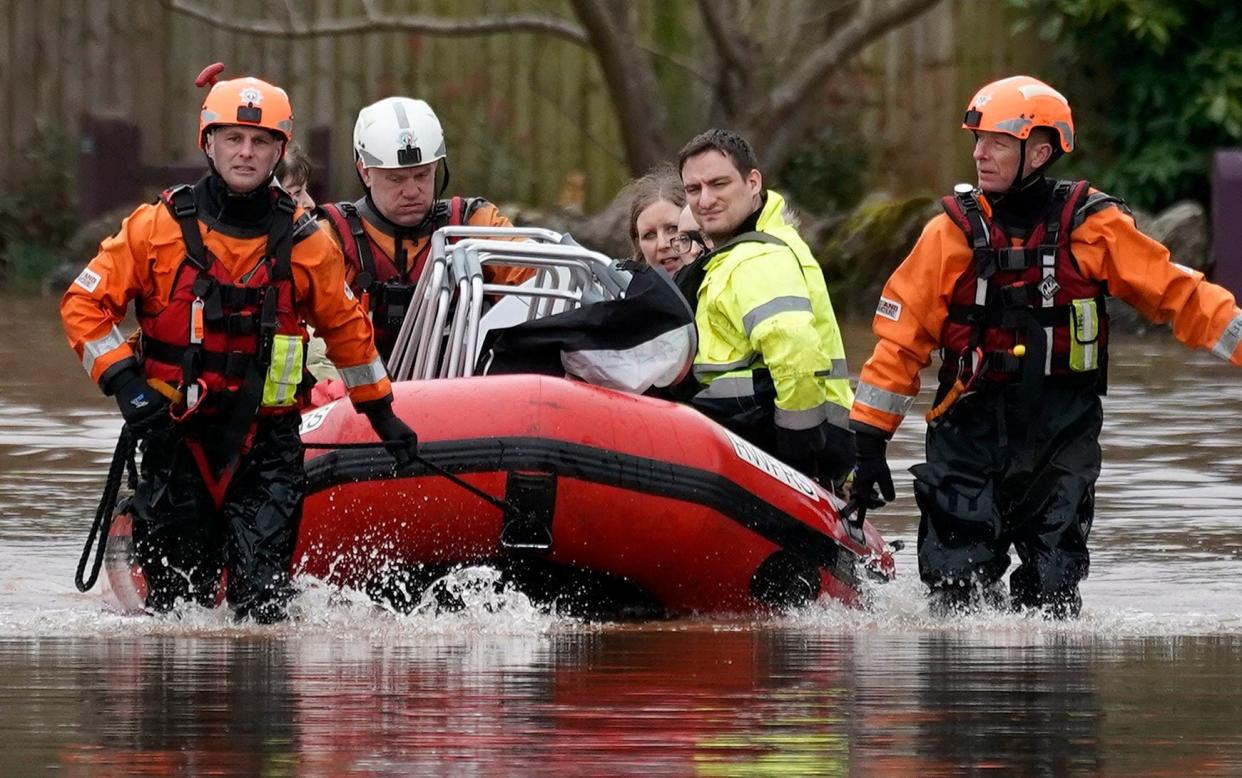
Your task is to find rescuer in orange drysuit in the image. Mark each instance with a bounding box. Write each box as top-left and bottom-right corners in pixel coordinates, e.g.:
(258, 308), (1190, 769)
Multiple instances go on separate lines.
(847, 76), (1242, 618)
(61, 67), (417, 622)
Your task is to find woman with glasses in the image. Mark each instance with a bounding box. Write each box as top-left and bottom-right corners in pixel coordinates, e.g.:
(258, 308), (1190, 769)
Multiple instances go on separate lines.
(672, 204), (710, 263)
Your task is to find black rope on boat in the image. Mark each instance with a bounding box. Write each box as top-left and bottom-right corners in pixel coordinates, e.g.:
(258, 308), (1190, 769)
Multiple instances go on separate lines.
(75, 425), (138, 593)
(303, 440), (516, 515)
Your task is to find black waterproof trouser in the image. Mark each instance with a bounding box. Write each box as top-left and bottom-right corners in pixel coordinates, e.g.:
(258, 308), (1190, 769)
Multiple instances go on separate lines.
(128, 413), (306, 622)
(913, 381), (1102, 615)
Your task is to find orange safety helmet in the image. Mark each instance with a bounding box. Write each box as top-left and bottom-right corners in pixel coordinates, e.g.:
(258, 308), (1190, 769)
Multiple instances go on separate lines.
(196, 64), (293, 150)
(962, 76), (1074, 153)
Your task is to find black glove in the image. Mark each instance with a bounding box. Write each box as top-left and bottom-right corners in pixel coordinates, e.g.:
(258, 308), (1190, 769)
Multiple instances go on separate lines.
(776, 422), (856, 485)
(107, 368), (168, 434)
(364, 402), (418, 467)
(776, 422), (828, 461)
(842, 431), (895, 524)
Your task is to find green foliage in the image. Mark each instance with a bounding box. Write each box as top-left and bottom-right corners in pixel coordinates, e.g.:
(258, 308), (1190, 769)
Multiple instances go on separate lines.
(818, 194), (938, 317)
(0, 127), (79, 291)
(775, 123), (871, 215)
(1005, 0), (1242, 210)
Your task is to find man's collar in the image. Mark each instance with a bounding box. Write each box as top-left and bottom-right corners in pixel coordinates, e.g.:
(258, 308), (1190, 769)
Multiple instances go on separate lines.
(723, 190), (767, 240)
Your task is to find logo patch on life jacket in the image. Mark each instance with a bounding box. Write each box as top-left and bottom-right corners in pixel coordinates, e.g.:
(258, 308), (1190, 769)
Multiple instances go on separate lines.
(1038, 276), (1061, 300)
(876, 296), (902, 321)
(73, 268), (102, 293)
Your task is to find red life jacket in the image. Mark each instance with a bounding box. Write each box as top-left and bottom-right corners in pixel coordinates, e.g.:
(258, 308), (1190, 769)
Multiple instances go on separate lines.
(138, 184), (309, 439)
(939, 180), (1109, 390)
(319, 196), (470, 356)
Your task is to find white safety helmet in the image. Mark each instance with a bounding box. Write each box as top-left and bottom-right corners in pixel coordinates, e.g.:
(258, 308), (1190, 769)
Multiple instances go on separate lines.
(353, 96), (447, 169)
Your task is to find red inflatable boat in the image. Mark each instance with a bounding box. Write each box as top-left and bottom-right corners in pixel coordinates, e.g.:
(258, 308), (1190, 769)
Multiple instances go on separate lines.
(289, 374), (894, 616)
(99, 228), (895, 617)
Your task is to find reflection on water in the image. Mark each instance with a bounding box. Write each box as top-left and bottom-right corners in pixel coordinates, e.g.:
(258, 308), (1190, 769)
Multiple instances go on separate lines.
(2, 296), (1241, 773)
(1, 629), (1240, 776)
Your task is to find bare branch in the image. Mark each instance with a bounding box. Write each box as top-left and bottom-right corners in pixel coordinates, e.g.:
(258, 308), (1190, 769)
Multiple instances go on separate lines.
(569, 0), (675, 174)
(696, 0), (747, 75)
(160, 0), (590, 46)
(696, 0), (751, 117)
(744, 0), (944, 171)
(761, 0), (944, 131)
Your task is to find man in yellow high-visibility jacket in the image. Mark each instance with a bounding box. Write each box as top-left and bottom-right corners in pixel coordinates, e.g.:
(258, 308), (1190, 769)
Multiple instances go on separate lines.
(677, 129), (855, 484)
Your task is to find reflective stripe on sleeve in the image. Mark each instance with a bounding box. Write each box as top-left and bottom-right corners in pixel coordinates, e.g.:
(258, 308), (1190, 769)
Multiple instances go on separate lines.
(338, 355), (388, 389)
(693, 355), (758, 382)
(695, 375), (754, 399)
(82, 326), (126, 376)
(1210, 311), (1242, 362)
(855, 381), (915, 417)
(815, 358), (850, 378)
(742, 295), (813, 337)
(774, 400), (851, 431)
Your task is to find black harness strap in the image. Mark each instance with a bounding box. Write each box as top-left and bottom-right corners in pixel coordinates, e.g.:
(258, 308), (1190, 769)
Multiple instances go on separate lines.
(163, 186), (211, 393)
(339, 201), (378, 291)
(674, 230), (788, 314)
(165, 185), (209, 271)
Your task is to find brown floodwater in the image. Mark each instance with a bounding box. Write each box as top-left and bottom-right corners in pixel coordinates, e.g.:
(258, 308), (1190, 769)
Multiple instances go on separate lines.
(1, 295), (1240, 776)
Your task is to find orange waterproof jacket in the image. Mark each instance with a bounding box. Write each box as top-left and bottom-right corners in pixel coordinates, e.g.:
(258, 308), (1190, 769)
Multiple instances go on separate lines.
(62, 195), (391, 407)
(851, 191), (1242, 437)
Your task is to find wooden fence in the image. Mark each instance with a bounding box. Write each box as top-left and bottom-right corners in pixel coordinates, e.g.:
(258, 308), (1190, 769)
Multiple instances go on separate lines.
(0, 0), (1030, 217)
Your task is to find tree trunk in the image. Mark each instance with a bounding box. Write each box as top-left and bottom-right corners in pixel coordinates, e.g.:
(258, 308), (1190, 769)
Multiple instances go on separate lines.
(568, 0), (676, 175)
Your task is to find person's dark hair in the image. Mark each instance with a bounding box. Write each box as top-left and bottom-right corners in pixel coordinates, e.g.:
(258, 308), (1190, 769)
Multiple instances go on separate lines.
(677, 128), (759, 177)
(1029, 126), (1059, 151)
(1027, 126), (1065, 172)
(623, 164), (686, 261)
(275, 140), (314, 187)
